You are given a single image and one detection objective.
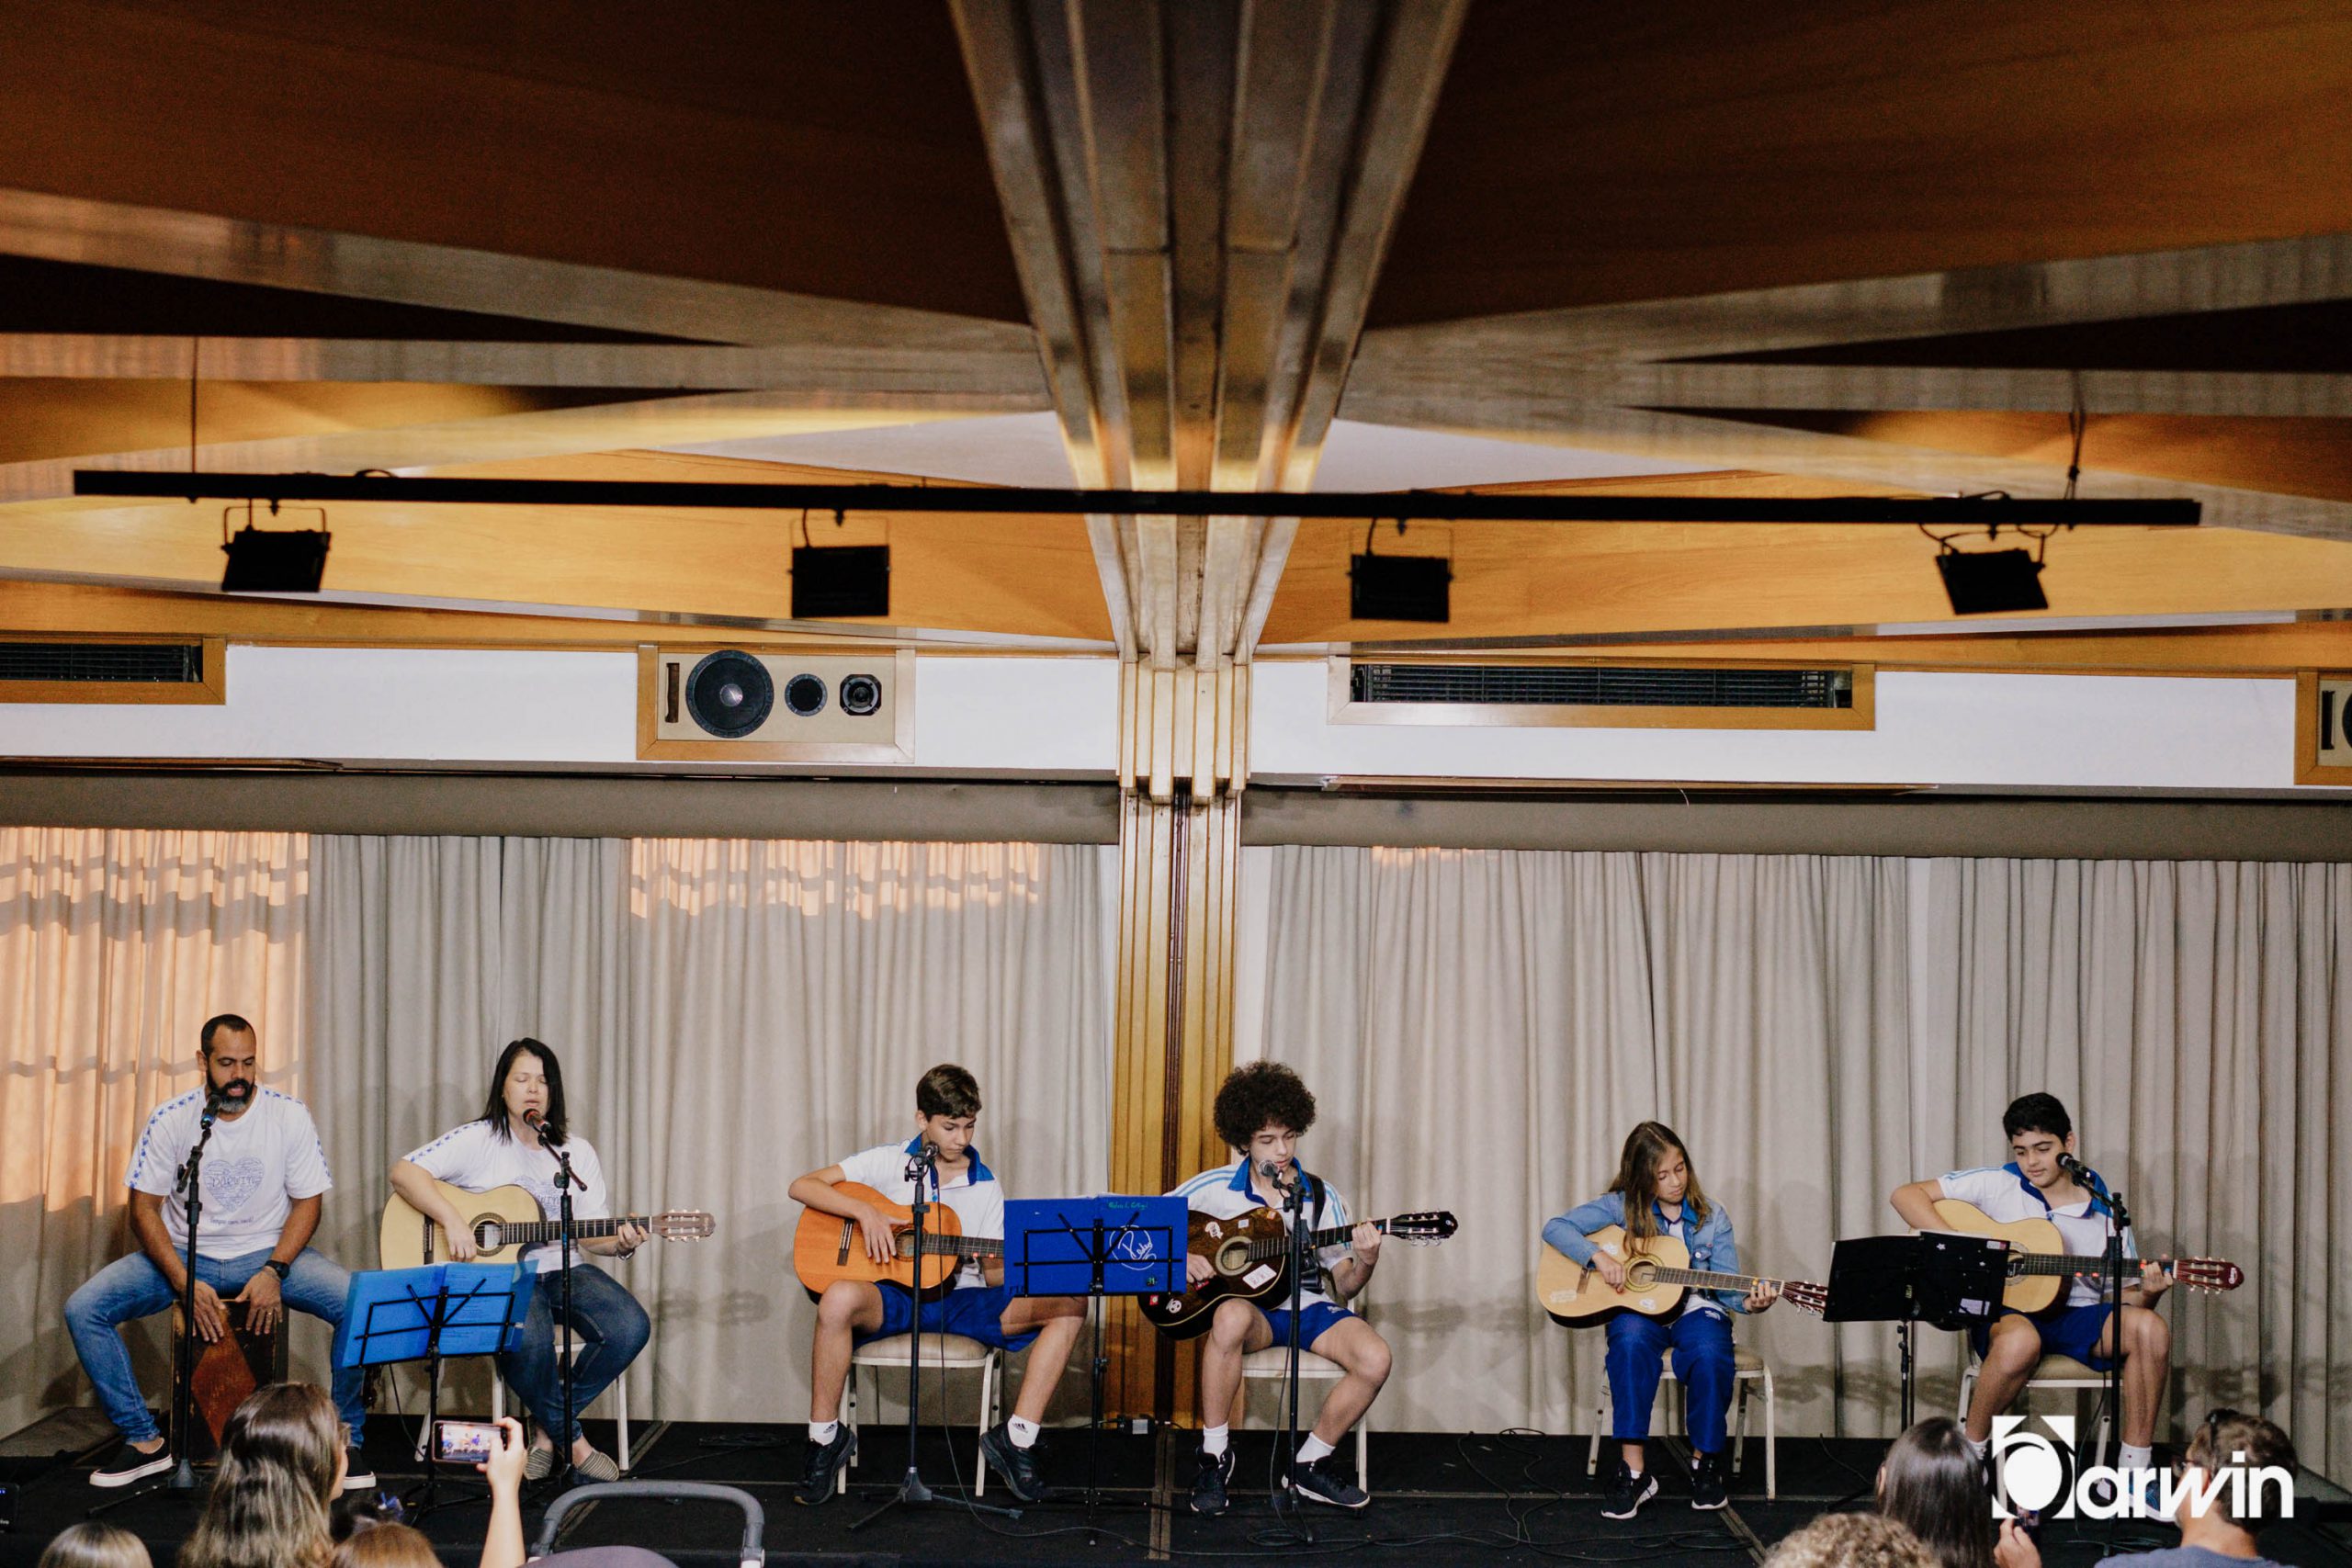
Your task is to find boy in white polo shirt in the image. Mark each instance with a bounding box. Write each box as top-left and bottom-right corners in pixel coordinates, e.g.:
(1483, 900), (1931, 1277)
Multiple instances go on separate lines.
(1170, 1061), (1391, 1516)
(1891, 1091), (2174, 1480)
(787, 1064), (1085, 1506)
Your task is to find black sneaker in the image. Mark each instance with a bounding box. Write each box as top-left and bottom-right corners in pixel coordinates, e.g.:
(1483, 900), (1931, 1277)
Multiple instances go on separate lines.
(1689, 1450), (1727, 1510)
(1600, 1462), (1657, 1519)
(1191, 1444), (1235, 1516)
(797, 1427), (855, 1506)
(343, 1446), (377, 1491)
(90, 1440), (173, 1488)
(979, 1422), (1048, 1504)
(1283, 1452), (1369, 1509)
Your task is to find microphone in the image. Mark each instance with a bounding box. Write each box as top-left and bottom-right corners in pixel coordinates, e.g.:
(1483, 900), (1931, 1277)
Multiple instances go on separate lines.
(1259, 1157), (1295, 1190)
(2055, 1152), (2092, 1182)
(523, 1110), (556, 1147)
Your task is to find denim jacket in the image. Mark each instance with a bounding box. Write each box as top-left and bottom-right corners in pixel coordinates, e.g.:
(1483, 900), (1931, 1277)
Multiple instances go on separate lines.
(1541, 1191), (1750, 1315)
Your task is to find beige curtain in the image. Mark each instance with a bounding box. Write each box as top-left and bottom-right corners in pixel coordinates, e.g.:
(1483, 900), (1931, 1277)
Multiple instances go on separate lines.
(0, 829), (311, 1438)
(1257, 846), (2352, 1481)
(4, 831), (1111, 1438)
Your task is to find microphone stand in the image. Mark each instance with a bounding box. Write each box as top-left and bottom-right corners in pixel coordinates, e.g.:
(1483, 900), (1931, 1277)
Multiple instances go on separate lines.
(1271, 1163), (1316, 1544)
(544, 1127), (580, 1492)
(2084, 1168), (2133, 1491)
(166, 1094), (222, 1494)
(852, 1142), (1017, 1531)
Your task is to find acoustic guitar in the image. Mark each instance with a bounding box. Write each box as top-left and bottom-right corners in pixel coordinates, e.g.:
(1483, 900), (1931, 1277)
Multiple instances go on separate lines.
(379, 1177), (715, 1269)
(1139, 1206), (1458, 1340)
(792, 1179), (1006, 1300)
(1929, 1198), (2244, 1314)
(1536, 1224), (1828, 1325)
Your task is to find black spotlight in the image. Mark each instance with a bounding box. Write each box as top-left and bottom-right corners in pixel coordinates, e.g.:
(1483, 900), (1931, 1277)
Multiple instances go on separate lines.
(1350, 551), (1451, 622)
(684, 650), (774, 738)
(839, 673), (883, 716)
(1937, 547), (2048, 615)
(791, 544), (890, 618)
(782, 673), (828, 716)
(220, 525), (331, 592)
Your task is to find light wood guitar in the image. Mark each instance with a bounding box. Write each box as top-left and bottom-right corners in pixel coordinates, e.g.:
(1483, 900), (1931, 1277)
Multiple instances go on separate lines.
(1537, 1224), (1828, 1325)
(379, 1177), (715, 1269)
(792, 1179), (1006, 1300)
(1139, 1206), (1458, 1340)
(1928, 1198), (2244, 1314)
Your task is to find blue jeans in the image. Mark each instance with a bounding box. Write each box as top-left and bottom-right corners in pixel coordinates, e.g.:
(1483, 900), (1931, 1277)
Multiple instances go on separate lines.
(63, 1246), (368, 1444)
(501, 1264), (650, 1447)
(1604, 1307), (1735, 1454)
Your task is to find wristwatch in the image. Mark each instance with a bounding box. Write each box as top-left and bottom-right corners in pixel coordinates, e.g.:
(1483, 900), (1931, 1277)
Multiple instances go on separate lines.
(264, 1258), (292, 1281)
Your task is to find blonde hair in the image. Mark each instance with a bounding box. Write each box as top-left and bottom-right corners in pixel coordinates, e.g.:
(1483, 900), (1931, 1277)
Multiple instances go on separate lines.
(330, 1524), (440, 1568)
(178, 1383), (343, 1568)
(1764, 1511), (1938, 1568)
(38, 1523), (153, 1568)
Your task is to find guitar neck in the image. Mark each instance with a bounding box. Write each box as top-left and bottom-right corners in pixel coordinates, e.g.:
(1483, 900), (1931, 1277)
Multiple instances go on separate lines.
(497, 1215), (651, 1247)
(1645, 1267), (1779, 1293)
(901, 1233), (1005, 1260)
(2020, 1253), (2155, 1278)
(1245, 1216), (1394, 1262)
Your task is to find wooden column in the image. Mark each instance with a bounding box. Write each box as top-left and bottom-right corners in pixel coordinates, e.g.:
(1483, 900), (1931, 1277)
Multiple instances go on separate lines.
(1105, 660), (1249, 1419)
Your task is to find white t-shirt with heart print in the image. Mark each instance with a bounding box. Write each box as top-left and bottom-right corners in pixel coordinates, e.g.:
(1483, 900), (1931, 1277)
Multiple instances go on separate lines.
(126, 1088), (334, 1260)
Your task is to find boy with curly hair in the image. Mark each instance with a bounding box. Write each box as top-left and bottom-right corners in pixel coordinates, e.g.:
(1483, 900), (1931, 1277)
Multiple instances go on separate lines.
(1167, 1061), (1391, 1515)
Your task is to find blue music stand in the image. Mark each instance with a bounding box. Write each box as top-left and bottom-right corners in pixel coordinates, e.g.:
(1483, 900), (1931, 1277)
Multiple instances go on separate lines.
(336, 1263), (534, 1517)
(1005, 1196), (1182, 1538)
(1004, 1195), (1183, 1297)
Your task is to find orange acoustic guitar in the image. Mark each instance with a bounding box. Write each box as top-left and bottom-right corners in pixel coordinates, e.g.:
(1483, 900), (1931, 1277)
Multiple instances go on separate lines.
(792, 1179), (1004, 1301)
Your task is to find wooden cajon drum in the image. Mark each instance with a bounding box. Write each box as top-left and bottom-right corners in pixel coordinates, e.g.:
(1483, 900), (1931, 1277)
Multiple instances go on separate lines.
(171, 1299), (289, 1455)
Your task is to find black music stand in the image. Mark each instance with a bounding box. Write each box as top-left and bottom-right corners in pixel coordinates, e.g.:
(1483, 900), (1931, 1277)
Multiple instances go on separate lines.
(1005, 1194), (1183, 1540)
(1825, 1233), (2008, 1431)
(335, 1262), (532, 1521)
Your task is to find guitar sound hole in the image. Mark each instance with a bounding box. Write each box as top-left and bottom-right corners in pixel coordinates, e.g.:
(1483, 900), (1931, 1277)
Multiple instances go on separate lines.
(477, 1223), (502, 1249)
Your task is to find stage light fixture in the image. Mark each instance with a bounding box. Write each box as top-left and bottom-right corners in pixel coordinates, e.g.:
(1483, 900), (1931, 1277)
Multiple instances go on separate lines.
(1351, 520), (1451, 622)
(791, 544), (890, 619)
(220, 523), (331, 592)
(1936, 546), (2049, 615)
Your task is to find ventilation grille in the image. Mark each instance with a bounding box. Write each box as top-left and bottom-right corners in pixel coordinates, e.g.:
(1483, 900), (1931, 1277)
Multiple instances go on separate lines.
(0, 642), (206, 683)
(1349, 662), (1852, 709)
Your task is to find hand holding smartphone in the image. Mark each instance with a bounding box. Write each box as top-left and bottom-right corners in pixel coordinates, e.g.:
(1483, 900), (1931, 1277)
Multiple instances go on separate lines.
(431, 1419), (503, 1466)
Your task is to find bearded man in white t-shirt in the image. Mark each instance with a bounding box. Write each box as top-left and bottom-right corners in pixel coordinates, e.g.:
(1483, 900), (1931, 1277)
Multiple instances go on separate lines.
(66, 1013), (373, 1491)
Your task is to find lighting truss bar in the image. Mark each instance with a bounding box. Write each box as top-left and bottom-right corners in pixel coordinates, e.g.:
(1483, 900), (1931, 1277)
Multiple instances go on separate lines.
(71, 470), (2201, 526)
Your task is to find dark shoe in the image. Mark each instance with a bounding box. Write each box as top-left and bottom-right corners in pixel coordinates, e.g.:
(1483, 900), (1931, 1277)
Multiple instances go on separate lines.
(90, 1440), (172, 1488)
(1283, 1452), (1369, 1509)
(1191, 1444), (1235, 1516)
(979, 1422), (1048, 1503)
(1600, 1462), (1657, 1520)
(1689, 1450), (1727, 1510)
(343, 1446), (377, 1491)
(797, 1427), (855, 1506)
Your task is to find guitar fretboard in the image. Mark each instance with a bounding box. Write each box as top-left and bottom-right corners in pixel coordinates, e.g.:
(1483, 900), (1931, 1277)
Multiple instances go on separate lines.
(1636, 1267), (1783, 1293)
(895, 1232), (1006, 1259)
(1244, 1217), (1406, 1263)
(476, 1215), (653, 1247)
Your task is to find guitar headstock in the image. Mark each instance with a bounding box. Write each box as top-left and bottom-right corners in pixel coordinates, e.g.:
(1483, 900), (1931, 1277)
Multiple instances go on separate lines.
(649, 1211), (716, 1241)
(1385, 1212), (1457, 1245)
(1781, 1280), (1831, 1317)
(2169, 1256), (2244, 1293)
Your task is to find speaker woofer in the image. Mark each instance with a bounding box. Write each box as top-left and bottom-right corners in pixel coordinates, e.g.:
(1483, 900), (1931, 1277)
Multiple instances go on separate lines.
(684, 650), (774, 738)
(839, 673), (883, 716)
(783, 673), (829, 716)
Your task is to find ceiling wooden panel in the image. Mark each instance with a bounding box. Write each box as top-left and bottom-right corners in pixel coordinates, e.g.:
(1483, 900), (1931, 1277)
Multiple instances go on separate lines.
(1703, 412), (2352, 504)
(0, 0), (1027, 321)
(1372, 0), (2352, 326)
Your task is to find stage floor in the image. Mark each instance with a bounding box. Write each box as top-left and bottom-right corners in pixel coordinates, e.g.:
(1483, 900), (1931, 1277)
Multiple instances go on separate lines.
(6, 1416), (2349, 1566)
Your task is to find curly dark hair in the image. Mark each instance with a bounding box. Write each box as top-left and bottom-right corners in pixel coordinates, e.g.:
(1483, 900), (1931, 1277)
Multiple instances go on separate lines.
(1212, 1061), (1317, 1153)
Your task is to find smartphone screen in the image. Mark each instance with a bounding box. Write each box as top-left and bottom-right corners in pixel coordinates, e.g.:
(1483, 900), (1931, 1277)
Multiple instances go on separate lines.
(432, 1419), (501, 1465)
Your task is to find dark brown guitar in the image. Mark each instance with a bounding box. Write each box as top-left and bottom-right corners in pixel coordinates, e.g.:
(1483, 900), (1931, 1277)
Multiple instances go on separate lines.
(1139, 1206), (1457, 1339)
